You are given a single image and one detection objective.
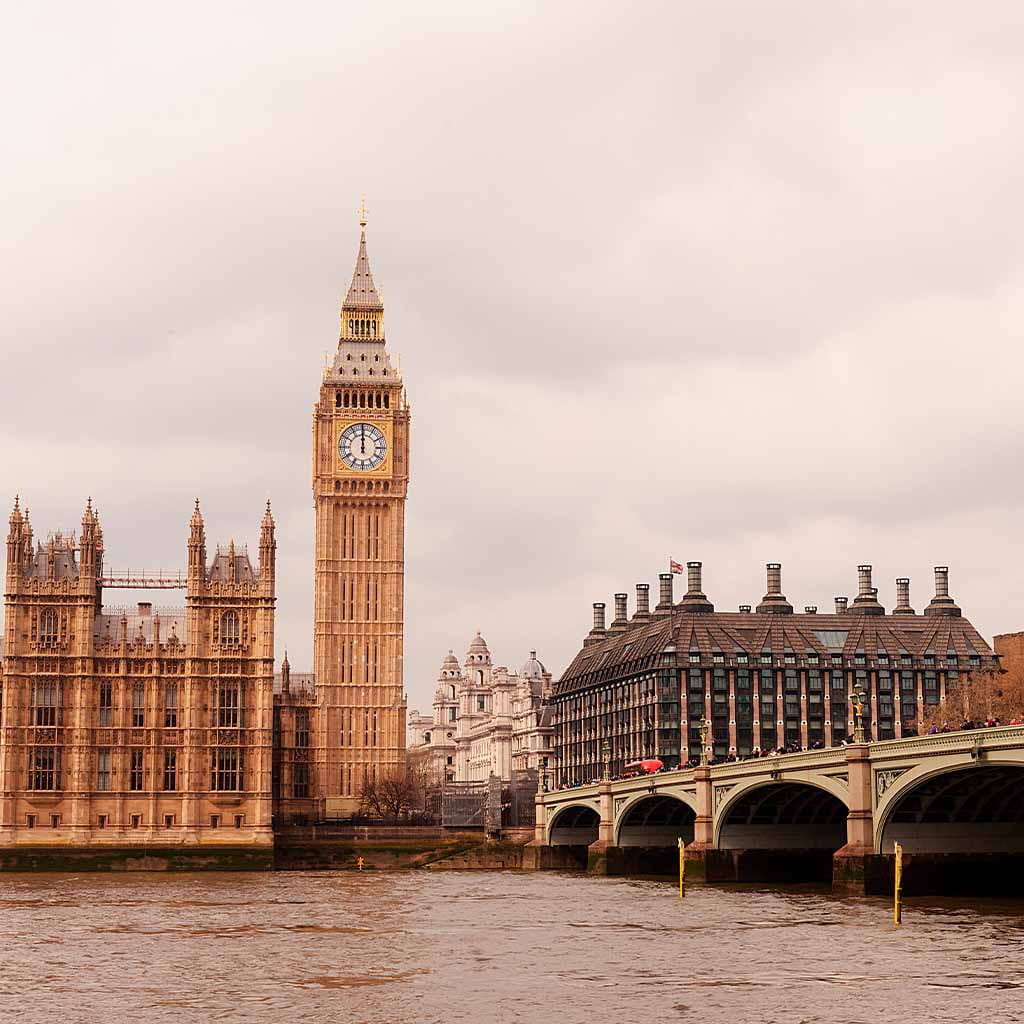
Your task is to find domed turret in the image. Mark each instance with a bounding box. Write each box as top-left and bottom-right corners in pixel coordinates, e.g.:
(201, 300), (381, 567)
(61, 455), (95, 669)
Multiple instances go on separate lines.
(520, 650), (546, 681)
(439, 649), (461, 679)
(465, 631), (491, 666)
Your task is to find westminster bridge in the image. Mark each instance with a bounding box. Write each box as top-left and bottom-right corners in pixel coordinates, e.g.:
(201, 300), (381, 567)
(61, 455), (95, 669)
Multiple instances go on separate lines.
(524, 725), (1024, 893)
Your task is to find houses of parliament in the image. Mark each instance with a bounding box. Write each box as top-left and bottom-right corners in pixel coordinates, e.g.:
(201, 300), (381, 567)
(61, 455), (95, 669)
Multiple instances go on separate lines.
(0, 211), (408, 847)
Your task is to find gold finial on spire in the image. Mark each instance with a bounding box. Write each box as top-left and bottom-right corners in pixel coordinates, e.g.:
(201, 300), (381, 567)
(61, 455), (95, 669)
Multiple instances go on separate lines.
(359, 195), (367, 229)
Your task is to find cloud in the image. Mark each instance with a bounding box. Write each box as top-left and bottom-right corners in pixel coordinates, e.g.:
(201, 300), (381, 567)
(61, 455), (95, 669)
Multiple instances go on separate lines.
(2, 1), (1023, 712)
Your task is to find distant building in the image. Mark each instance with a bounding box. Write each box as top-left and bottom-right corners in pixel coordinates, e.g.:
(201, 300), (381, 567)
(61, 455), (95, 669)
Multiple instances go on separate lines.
(552, 562), (999, 786)
(0, 497), (276, 846)
(407, 634), (555, 786)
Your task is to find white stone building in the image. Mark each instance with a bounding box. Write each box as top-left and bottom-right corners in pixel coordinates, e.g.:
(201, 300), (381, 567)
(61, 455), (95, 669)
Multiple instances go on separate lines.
(406, 633), (555, 785)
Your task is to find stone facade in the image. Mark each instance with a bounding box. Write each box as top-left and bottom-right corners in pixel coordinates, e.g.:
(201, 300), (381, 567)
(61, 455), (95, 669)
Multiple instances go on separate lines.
(0, 498), (276, 846)
(310, 209), (409, 816)
(407, 634), (555, 786)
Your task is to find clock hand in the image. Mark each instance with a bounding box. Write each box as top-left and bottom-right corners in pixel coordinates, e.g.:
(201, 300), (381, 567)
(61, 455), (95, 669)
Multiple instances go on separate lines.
(360, 424), (366, 455)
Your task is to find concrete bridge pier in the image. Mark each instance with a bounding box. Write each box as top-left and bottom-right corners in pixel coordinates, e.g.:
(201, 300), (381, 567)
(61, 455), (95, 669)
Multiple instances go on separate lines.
(584, 774), (616, 875)
(682, 764), (714, 881)
(832, 742), (883, 894)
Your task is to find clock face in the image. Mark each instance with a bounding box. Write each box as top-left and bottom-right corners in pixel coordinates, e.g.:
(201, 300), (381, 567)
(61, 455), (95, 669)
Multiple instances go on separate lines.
(338, 422), (387, 471)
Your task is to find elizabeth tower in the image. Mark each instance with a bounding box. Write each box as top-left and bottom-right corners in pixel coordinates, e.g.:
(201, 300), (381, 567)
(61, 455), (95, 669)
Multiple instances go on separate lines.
(312, 207), (409, 814)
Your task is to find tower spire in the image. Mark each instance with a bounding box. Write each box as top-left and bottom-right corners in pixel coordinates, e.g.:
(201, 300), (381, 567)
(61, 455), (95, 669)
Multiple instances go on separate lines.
(341, 200), (383, 317)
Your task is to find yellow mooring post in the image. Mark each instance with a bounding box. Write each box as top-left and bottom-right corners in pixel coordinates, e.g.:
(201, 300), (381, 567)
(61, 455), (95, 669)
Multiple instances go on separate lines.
(678, 837), (686, 898)
(893, 842), (903, 925)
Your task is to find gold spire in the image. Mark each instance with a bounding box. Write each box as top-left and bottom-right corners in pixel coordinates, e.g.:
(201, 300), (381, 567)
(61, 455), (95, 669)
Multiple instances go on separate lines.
(359, 195), (367, 230)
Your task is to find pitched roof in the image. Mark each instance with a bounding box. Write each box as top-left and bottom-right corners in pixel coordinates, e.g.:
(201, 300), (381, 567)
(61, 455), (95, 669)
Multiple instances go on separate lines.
(554, 607), (997, 696)
(342, 226), (383, 312)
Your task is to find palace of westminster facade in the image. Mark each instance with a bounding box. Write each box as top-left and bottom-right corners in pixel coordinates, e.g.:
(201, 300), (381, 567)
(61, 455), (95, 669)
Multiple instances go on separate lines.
(0, 211), (409, 845)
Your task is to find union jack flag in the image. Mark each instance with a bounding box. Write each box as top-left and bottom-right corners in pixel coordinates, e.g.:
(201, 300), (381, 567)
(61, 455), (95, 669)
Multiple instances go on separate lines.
(669, 559), (684, 574)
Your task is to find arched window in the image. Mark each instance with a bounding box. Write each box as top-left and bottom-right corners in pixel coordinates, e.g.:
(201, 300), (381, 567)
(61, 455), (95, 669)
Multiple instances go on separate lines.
(424, 732), (431, 744)
(359, 393), (366, 408)
(448, 684), (456, 700)
(477, 670), (484, 685)
(335, 392), (341, 407)
(39, 609), (58, 645)
(344, 392), (350, 408)
(372, 321), (377, 335)
(131, 682), (145, 727)
(384, 394), (390, 408)
(221, 611), (240, 645)
(349, 319), (354, 334)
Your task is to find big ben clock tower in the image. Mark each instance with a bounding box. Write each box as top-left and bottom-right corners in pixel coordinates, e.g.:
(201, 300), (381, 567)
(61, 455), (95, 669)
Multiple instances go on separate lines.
(312, 204), (409, 815)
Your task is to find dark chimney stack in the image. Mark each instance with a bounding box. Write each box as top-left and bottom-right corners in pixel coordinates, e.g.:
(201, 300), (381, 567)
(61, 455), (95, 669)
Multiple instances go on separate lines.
(655, 573), (674, 614)
(924, 566), (961, 618)
(756, 562), (793, 614)
(611, 592), (629, 630)
(835, 596), (848, 614)
(851, 564), (884, 614)
(680, 560), (714, 613)
(634, 583), (651, 619)
(804, 605), (818, 614)
(893, 577), (915, 615)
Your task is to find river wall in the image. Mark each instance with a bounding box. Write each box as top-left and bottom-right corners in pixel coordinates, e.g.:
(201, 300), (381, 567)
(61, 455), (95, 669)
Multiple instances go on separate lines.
(0, 831), (533, 872)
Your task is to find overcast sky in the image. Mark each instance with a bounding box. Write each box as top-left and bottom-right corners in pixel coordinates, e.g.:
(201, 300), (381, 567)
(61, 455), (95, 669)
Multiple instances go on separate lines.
(3, 2), (1024, 712)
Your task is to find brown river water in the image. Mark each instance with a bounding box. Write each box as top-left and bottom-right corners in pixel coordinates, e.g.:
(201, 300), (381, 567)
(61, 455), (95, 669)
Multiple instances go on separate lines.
(1, 871), (1023, 1024)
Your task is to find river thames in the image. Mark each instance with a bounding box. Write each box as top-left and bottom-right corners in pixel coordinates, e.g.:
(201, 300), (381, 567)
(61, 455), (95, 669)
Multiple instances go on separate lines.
(1, 871), (1022, 1024)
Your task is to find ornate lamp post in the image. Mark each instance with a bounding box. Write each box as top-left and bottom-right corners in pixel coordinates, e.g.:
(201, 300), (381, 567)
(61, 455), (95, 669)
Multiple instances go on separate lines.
(698, 717), (710, 766)
(852, 682), (868, 744)
(540, 756), (549, 793)
(601, 740), (612, 781)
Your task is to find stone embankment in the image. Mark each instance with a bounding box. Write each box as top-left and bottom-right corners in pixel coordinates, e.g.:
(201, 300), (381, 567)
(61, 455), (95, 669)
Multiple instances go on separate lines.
(0, 830), (533, 872)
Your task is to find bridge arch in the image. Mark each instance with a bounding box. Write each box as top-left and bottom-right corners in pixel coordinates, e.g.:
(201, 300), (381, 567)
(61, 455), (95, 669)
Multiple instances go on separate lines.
(547, 802), (600, 846)
(715, 777), (849, 851)
(875, 759), (1024, 854)
(615, 792), (696, 848)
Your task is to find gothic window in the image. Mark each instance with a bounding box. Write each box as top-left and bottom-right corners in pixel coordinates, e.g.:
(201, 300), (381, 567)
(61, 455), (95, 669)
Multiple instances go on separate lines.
(164, 683), (178, 728)
(293, 762), (309, 798)
(349, 319), (354, 334)
(131, 683), (145, 727)
(31, 680), (61, 726)
(221, 611), (240, 646)
(212, 748), (242, 791)
(163, 750), (177, 791)
(368, 368), (374, 376)
(39, 608), (58, 645)
(129, 749), (144, 791)
(217, 683), (240, 728)
(423, 732), (431, 744)
(384, 394), (390, 408)
(96, 749), (111, 791)
(372, 321), (377, 335)
(98, 682), (112, 726)
(344, 392), (351, 408)
(28, 747), (61, 791)
(295, 707), (310, 748)
(352, 369), (357, 376)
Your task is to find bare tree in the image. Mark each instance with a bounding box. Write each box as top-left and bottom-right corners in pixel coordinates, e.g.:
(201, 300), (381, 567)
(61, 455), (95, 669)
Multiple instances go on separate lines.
(357, 769), (421, 820)
(916, 668), (1024, 733)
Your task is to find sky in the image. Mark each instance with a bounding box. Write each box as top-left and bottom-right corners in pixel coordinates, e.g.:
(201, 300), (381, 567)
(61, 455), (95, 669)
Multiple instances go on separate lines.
(3, 1), (1024, 714)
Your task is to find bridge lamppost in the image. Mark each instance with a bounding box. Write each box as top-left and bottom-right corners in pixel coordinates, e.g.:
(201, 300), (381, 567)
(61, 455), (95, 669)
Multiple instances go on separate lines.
(540, 756), (549, 793)
(698, 717), (710, 766)
(852, 682), (868, 744)
(601, 740), (612, 781)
